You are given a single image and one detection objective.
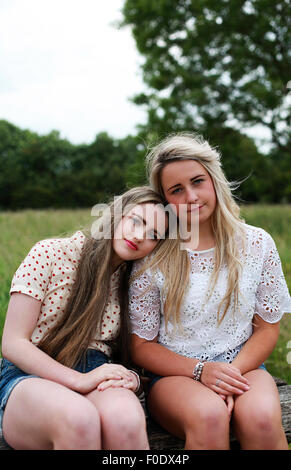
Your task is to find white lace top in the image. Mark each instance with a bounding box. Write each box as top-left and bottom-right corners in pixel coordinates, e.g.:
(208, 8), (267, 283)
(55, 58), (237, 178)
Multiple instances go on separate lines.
(129, 225), (291, 363)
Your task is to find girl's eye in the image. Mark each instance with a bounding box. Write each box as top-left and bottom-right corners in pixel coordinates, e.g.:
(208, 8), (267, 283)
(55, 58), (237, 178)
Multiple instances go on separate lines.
(193, 178), (204, 185)
(148, 231), (158, 240)
(131, 216), (141, 225)
(171, 187), (182, 195)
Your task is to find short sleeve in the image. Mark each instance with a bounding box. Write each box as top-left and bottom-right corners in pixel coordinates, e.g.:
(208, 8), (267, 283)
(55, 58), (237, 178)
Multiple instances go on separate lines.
(255, 232), (291, 322)
(129, 261), (161, 341)
(10, 240), (54, 301)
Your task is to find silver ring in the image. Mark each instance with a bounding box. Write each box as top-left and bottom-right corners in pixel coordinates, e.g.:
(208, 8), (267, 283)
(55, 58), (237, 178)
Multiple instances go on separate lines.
(215, 378), (222, 387)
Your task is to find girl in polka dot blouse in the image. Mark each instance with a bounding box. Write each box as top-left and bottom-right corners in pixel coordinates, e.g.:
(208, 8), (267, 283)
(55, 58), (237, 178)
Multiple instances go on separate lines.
(0, 186), (168, 450)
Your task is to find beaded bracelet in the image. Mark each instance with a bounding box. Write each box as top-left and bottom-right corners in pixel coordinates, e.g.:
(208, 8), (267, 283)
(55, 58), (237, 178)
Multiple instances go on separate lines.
(129, 370), (141, 393)
(192, 361), (205, 381)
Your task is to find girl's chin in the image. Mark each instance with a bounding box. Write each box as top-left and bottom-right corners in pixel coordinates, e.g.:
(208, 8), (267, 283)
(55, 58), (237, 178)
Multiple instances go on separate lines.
(114, 248), (138, 263)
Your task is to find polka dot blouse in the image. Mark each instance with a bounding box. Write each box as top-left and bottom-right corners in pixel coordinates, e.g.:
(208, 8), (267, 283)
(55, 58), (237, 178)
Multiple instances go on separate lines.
(10, 231), (121, 357)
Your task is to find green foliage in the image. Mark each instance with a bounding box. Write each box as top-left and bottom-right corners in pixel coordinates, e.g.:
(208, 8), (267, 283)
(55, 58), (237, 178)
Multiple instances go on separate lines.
(121, 0), (290, 153)
(0, 117), (290, 207)
(0, 120), (143, 210)
(197, 126), (272, 203)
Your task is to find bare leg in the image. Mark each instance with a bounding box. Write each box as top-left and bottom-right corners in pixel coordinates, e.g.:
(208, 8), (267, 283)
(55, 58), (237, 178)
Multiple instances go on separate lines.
(2, 378), (101, 450)
(147, 376), (230, 450)
(232, 369), (288, 450)
(86, 387), (149, 450)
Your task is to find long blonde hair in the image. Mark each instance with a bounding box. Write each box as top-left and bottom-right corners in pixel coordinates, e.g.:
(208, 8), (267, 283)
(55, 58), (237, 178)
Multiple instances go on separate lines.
(38, 186), (166, 368)
(145, 132), (246, 328)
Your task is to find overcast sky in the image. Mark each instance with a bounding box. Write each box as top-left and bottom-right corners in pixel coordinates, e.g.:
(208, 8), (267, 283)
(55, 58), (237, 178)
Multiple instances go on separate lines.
(0, 0), (147, 144)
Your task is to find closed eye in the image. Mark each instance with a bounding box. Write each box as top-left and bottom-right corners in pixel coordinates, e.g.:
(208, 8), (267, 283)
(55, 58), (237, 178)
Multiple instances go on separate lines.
(130, 216), (142, 225)
(147, 231), (159, 240)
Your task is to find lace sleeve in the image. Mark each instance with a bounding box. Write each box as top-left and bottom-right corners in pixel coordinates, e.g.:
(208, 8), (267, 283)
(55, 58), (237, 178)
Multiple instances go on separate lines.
(128, 261), (161, 341)
(255, 232), (291, 322)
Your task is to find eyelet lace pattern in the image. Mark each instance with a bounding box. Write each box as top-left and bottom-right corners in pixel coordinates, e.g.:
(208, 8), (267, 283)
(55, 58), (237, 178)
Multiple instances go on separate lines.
(129, 225), (291, 362)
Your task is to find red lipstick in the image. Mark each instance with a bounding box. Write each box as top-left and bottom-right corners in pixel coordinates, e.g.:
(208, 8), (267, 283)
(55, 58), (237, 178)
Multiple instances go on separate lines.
(125, 239), (138, 250)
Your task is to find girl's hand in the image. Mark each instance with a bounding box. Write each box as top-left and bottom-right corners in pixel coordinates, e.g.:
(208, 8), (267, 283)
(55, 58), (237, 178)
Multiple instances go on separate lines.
(201, 361), (250, 396)
(97, 371), (139, 392)
(76, 363), (135, 394)
(218, 393), (234, 419)
(225, 394), (234, 418)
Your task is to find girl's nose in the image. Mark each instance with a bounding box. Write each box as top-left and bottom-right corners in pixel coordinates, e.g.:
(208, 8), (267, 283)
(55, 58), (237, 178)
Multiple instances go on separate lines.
(132, 225), (144, 241)
(186, 187), (198, 203)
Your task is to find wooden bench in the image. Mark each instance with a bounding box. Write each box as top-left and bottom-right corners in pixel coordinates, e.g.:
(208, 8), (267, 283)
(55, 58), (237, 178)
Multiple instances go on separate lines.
(0, 358), (290, 450)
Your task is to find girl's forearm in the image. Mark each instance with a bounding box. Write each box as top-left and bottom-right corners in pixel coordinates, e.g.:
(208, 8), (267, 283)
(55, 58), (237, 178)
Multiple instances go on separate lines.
(2, 294), (82, 392)
(131, 335), (250, 396)
(2, 338), (81, 391)
(231, 317), (280, 375)
(132, 339), (197, 377)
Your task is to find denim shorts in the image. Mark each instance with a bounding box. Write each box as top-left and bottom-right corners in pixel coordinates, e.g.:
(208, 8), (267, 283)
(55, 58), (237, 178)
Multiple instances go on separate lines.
(0, 349), (109, 448)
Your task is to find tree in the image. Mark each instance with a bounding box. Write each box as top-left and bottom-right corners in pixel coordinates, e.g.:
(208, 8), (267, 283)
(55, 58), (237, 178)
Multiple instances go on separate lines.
(0, 120), (147, 209)
(121, 0), (291, 152)
(0, 120), (37, 209)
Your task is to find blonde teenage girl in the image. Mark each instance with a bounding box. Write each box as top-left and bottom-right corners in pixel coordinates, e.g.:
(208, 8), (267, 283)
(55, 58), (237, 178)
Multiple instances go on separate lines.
(129, 134), (291, 450)
(0, 186), (167, 450)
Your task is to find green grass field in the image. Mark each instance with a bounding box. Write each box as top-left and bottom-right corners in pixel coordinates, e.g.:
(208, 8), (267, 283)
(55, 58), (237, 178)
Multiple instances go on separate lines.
(0, 205), (290, 383)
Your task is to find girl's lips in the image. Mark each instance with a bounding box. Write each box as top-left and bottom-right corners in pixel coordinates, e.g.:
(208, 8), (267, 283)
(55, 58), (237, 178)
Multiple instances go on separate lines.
(187, 204), (204, 212)
(125, 239), (138, 250)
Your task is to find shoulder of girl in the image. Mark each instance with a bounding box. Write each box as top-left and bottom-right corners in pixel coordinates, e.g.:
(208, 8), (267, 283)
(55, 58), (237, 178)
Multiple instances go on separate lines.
(244, 224), (277, 254)
(32, 231), (84, 253)
(244, 223), (272, 239)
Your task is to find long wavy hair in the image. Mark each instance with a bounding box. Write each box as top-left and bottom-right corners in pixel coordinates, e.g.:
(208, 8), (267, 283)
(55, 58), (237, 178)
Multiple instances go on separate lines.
(38, 186), (166, 368)
(143, 132), (246, 329)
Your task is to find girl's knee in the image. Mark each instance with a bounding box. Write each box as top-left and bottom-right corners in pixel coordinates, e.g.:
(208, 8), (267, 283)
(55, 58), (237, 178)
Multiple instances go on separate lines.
(105, 396), (146, 429)
(197, 399), (229, 429)
(233, 394), (285, 448)
(241, 403), (281, 436)
(186, 399), (229, 439)
(101, 394), (147, 444)
(54, 400), (101, 449)
(184, 399), (230, 449)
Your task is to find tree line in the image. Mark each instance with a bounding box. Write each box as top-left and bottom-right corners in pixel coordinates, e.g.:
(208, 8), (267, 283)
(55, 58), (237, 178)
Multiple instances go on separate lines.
(1, 0), (290, 209)
(0, 118), (289, 210)
(0, 120), (143, 210)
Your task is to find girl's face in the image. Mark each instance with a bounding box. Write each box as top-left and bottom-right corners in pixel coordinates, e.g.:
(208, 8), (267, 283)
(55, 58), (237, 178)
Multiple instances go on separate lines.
(161, 159), (217, 228)
(112, 203), (167, 266)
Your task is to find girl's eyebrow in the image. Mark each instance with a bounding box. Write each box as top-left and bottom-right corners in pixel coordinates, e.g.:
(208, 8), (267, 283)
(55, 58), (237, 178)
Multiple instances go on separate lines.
(131, 212), (162, 239)
(167, 174), (206, 192)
